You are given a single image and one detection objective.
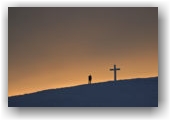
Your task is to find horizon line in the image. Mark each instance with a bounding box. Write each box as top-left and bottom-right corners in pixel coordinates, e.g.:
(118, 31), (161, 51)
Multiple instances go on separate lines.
(8, 76), (158, 97)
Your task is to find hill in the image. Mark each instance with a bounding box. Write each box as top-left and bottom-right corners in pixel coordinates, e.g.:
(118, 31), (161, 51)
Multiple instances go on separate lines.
(8, 77), (158, 107)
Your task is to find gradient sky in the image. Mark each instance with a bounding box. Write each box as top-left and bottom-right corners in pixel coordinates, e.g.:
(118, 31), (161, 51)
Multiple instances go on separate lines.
(8, 7), (158, 96)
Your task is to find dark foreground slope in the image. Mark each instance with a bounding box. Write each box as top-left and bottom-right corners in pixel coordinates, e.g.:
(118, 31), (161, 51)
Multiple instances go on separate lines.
(8, 77), (158, 107)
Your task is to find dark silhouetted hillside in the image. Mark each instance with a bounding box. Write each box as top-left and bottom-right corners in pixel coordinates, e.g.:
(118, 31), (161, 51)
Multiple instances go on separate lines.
(8, 77), (158, 107)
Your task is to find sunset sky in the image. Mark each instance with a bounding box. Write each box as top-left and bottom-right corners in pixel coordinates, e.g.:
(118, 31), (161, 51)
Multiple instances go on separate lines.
(8, 7), (158, 96)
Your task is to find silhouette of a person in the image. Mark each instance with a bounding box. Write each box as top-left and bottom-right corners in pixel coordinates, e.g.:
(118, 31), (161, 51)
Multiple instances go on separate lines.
(88, 75), (92, 84)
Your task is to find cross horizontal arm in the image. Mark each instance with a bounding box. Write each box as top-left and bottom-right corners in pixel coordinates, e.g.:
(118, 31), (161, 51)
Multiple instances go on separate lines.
(110, 68), (120, 71)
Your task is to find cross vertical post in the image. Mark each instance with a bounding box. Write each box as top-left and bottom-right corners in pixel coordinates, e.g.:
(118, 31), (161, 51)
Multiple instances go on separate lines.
(110, 64), (120, 82)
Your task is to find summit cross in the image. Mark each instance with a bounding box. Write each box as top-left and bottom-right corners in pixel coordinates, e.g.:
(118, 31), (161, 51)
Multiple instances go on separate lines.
(110, 64), (120, 82)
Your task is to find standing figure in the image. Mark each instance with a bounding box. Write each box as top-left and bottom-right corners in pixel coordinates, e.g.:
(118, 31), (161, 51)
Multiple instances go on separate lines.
(88, 74), (92, 84)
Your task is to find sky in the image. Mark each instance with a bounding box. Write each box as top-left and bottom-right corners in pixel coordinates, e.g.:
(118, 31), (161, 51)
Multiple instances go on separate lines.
(8, 7), (158, 96)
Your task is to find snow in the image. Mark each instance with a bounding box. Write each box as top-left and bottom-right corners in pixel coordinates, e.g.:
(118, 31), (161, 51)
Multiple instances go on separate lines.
(8, 77), (158, 107)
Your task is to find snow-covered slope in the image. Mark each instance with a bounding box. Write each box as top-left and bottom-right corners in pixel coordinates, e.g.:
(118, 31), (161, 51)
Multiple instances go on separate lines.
(8, 77), (158, 107)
